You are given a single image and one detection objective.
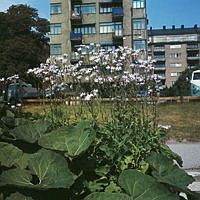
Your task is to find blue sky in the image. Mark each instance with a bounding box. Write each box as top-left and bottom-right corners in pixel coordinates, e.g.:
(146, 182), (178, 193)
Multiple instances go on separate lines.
(0, 0), (199, 29)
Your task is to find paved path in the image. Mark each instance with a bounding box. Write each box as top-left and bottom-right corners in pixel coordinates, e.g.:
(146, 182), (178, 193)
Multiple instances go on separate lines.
(167, 143), (200, 193)
(168, 143), (200, 169)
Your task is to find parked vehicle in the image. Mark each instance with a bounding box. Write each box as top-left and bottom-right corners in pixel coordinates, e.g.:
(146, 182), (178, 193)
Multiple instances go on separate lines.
(190, 70), (200, 96)
(7, 81), (40, 104)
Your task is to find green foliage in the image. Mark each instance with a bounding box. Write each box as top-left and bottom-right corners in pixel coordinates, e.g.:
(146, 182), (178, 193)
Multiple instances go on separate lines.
(147, 152), (194, 190)
(161, 66), (200, 97)
(85, 169), (179, 200)
(5, 192), (33, 200)
(0, 4), (49, 79)
(0, 149), (75, 189)
(9, 119), (51, 143)
(38, 121), (96, 157)
(0, 142), (23, 167)
(0, 101), (199, 200)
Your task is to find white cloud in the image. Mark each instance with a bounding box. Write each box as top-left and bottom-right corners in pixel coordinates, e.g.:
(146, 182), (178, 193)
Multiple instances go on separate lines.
(0, 0), (32, 12)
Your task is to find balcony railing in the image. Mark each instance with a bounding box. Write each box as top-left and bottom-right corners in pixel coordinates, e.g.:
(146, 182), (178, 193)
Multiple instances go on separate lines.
(71, 52), (81, 63)
(187, 56), (200, 60)
(71, 12), (82, 21)
(187, 45), (199, 50)
(112, 8), (123, 17)
(157, 74), (166, 79)
(154, 47), (165, 52)
(70, 33), (82, 41)
(112, 30), (123, 40)
(112, 0), (122, 3)
(154, 65), (166, 70)
(154, 55), (165, 61)
(71, 0), (82, 4)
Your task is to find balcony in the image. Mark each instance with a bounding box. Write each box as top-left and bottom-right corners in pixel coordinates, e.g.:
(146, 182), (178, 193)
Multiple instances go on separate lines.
(71, 12), (82, 22)
(157, 74), (166, 80)
(112, 8), (123, 20)
(112, 0), (122, 3)
(70, 33), (82, 41)
(187, 44), (199, 51)
(71, 0), (82, 4)
(154, 65), (166, 71)
(154, 55), (165, 61)
(154, 47), (165, 52)
(112, 30), (123, 40)
(71, 52), (81, 63)
(187, 55), (200, 60)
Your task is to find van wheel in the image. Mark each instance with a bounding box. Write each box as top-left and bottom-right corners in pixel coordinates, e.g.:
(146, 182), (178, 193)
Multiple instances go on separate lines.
(10, 98), (16, 105)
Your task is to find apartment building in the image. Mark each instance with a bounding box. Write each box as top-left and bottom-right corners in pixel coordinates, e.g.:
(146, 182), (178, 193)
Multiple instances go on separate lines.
(50, 0), (148, 58)
(148, 25), (200, 88)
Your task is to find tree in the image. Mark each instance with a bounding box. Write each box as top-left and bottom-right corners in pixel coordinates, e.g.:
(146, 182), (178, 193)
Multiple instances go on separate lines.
(160, 66), (200, 97)
(0, 4), (49, 79)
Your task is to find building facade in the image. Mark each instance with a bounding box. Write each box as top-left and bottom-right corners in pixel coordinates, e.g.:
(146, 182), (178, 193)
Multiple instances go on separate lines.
(50, 0), (148, 57)
(148, 25), (200, 88)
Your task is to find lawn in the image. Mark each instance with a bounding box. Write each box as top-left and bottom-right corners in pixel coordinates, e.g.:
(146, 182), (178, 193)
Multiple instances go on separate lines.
(158, 102), (200, 142)
(22, 101), (200, 142)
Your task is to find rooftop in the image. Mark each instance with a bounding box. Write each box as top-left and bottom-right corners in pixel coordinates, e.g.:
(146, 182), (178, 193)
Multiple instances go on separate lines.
(148, 25), (200, 36)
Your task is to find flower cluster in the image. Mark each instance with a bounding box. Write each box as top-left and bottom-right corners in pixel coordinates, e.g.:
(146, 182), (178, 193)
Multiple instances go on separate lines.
(26, 44), (160, 98)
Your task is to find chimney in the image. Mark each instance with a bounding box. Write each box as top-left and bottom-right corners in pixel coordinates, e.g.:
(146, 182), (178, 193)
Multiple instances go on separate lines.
(163, 26), (166, 30)
(172, 25), (175, 30)
(181, 25), (184, 29)
(194, 24), (198, 29)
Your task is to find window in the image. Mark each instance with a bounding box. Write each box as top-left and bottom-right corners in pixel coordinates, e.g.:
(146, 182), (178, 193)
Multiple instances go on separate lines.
(73, 44), (96, 54)
(50, 24), (62, 35)
(100, 22), (123, 35)
(73, 24), (96, 35)
(171, 81), (176, 85)
(193, 73), (200, 80)
(133, 18), (146, 30)
(73, 3), (96, 15)
(170, 53), (181, 58)
(171, 72), (181, 77)
(132, 0), (145, 8)
(50, 3), (61, 14)
(170, 63), (182, 67)
(153, 35), (198, 43)
(50, 44), (62, 55)
(101, 42), (116, 51)
(154, 55), (165, 59)
(99, 3), (112, 13)
(154, 45), (165, 51)
(133, 40), (146, 50)
(170, 44), (181, 49)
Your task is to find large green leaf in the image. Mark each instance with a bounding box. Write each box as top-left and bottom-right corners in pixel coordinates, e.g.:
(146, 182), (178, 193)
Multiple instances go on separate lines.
(0, 128), (3, 136)
(85, 192), (131, 200)
(118, 169), (179, 200)
(15, 153), (32, 169)
(38, 121), (96, 157)
(0, 142), (23, 167)
(6, 192), (33, 200)
(85, 170), (179, 200)
(0, 168), (33, 187)
(0, 149), (75, 189)
(146, 152), (194, 190)
(160, 144), (183, 166)
(9, 120), (51, 143)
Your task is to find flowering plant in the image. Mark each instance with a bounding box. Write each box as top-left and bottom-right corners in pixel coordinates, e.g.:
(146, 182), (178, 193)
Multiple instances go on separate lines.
(27, 44), (159, 100)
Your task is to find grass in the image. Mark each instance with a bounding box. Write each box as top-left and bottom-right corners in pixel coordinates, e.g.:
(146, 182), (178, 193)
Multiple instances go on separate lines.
(158, 102), (200, 142)
(22, 101), (200, 142)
